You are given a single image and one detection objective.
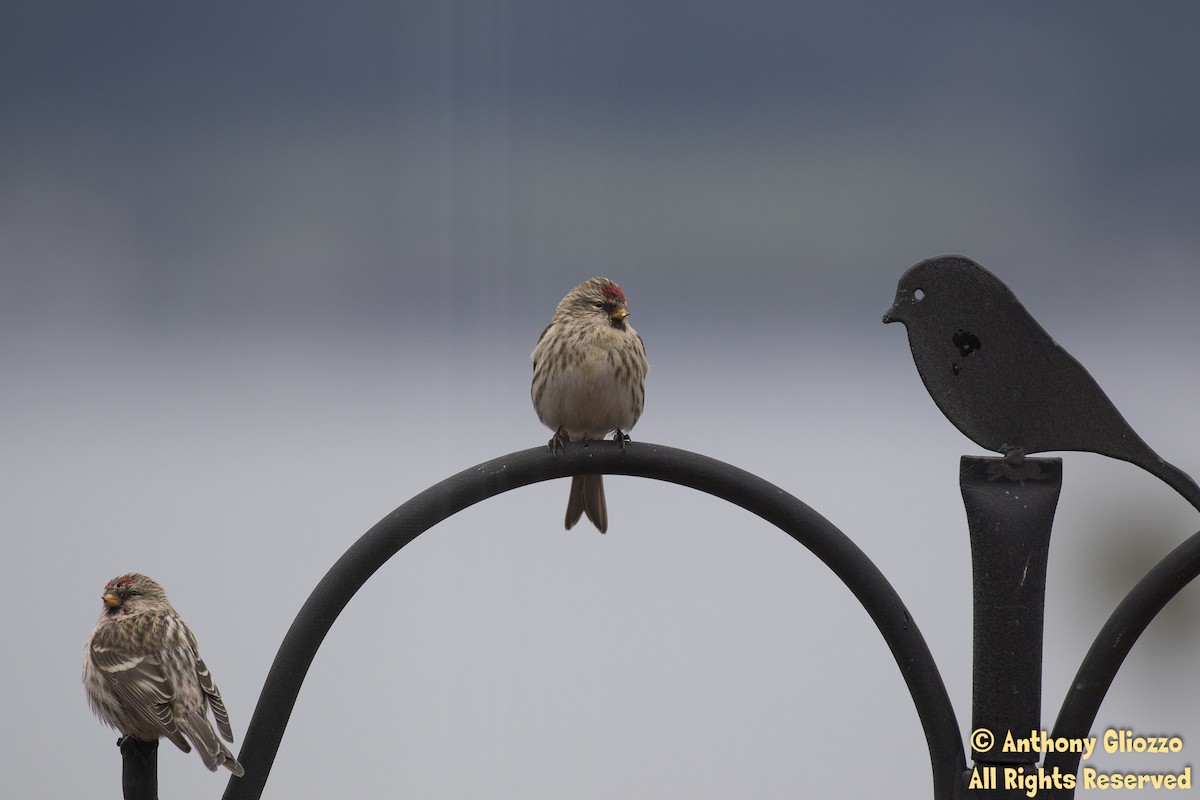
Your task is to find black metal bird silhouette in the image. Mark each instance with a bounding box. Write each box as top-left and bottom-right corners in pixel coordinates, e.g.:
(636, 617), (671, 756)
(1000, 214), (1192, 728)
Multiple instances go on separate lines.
(883, 254), (1200, 513)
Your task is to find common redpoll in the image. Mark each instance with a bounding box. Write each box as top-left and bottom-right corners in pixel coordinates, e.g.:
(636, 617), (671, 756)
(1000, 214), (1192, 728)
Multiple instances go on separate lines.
(82, 573), (245, 776)
(531, 277), (649, 533)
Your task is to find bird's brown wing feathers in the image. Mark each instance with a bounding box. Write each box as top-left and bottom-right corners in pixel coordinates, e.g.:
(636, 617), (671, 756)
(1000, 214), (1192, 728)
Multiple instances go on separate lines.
(195, 654), (236, 742)
(88, 630), (192, 753)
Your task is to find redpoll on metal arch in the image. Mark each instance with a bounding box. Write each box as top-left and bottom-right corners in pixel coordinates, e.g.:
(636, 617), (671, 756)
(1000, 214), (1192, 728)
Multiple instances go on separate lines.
(531, 277), (649, 533)
(82, 573), (245, 776)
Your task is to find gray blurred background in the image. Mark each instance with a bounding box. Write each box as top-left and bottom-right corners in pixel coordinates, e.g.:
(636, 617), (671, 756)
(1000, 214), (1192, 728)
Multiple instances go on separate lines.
(5, 1), (1200, 797)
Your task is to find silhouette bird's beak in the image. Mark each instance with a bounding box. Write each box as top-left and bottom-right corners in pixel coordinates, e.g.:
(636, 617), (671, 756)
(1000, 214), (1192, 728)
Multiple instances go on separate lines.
(882, 302), (902, 324)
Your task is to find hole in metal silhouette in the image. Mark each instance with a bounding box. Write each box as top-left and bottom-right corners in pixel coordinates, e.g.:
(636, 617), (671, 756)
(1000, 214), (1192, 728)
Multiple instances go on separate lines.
(952, 329), (981, 358)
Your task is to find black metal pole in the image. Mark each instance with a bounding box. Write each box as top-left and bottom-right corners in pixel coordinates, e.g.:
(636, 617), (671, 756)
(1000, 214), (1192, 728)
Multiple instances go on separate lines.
(961, 456), (1061, 798)
(119, 737), (158, 800)
(222, 441), (965, 800)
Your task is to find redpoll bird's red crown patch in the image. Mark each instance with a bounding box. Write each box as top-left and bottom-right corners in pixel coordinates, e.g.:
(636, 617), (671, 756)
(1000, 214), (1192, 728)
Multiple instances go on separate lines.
(107, 574), (135, 590)
(602, 282), (626, 302)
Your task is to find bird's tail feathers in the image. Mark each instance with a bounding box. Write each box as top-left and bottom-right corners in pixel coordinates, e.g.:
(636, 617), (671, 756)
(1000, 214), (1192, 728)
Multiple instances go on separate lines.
(180, 711), (245, 776)
(566, 474), (608, 533)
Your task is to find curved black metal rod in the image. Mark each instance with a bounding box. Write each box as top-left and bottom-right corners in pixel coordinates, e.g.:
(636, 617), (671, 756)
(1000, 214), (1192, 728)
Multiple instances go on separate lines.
(222, 441), (965, 800)
(1043, 526), (1200, 794)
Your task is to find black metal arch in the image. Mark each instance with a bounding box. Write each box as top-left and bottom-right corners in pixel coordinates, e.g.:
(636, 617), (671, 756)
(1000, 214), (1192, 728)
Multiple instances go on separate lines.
(220, 440), (966, 800)
(1043, 526), (1200, 794)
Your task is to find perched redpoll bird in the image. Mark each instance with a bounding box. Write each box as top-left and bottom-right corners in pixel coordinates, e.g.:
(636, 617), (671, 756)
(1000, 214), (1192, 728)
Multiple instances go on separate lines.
(531, 277), (649, 533)
(82, 573), (245, 776)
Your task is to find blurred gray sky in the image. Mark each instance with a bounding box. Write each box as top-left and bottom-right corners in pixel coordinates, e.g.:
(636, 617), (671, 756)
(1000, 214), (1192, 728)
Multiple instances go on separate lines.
(4, 2), (1200, 798)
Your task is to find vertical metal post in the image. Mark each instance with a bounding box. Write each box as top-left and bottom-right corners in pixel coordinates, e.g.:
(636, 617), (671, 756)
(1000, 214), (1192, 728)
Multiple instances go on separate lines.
(120, 737), (159, 800)
(961, 456), (1061, 798)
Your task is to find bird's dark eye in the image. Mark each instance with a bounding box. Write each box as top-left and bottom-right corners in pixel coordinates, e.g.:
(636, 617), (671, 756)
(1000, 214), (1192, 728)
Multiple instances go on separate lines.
(913, 288), (926, 302)
(592, 301), (605, 309)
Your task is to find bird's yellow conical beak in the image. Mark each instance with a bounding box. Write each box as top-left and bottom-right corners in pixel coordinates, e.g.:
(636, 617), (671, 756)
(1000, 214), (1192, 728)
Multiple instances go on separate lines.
(611, 308), (629, 321)
(102, 592), (121, 608)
